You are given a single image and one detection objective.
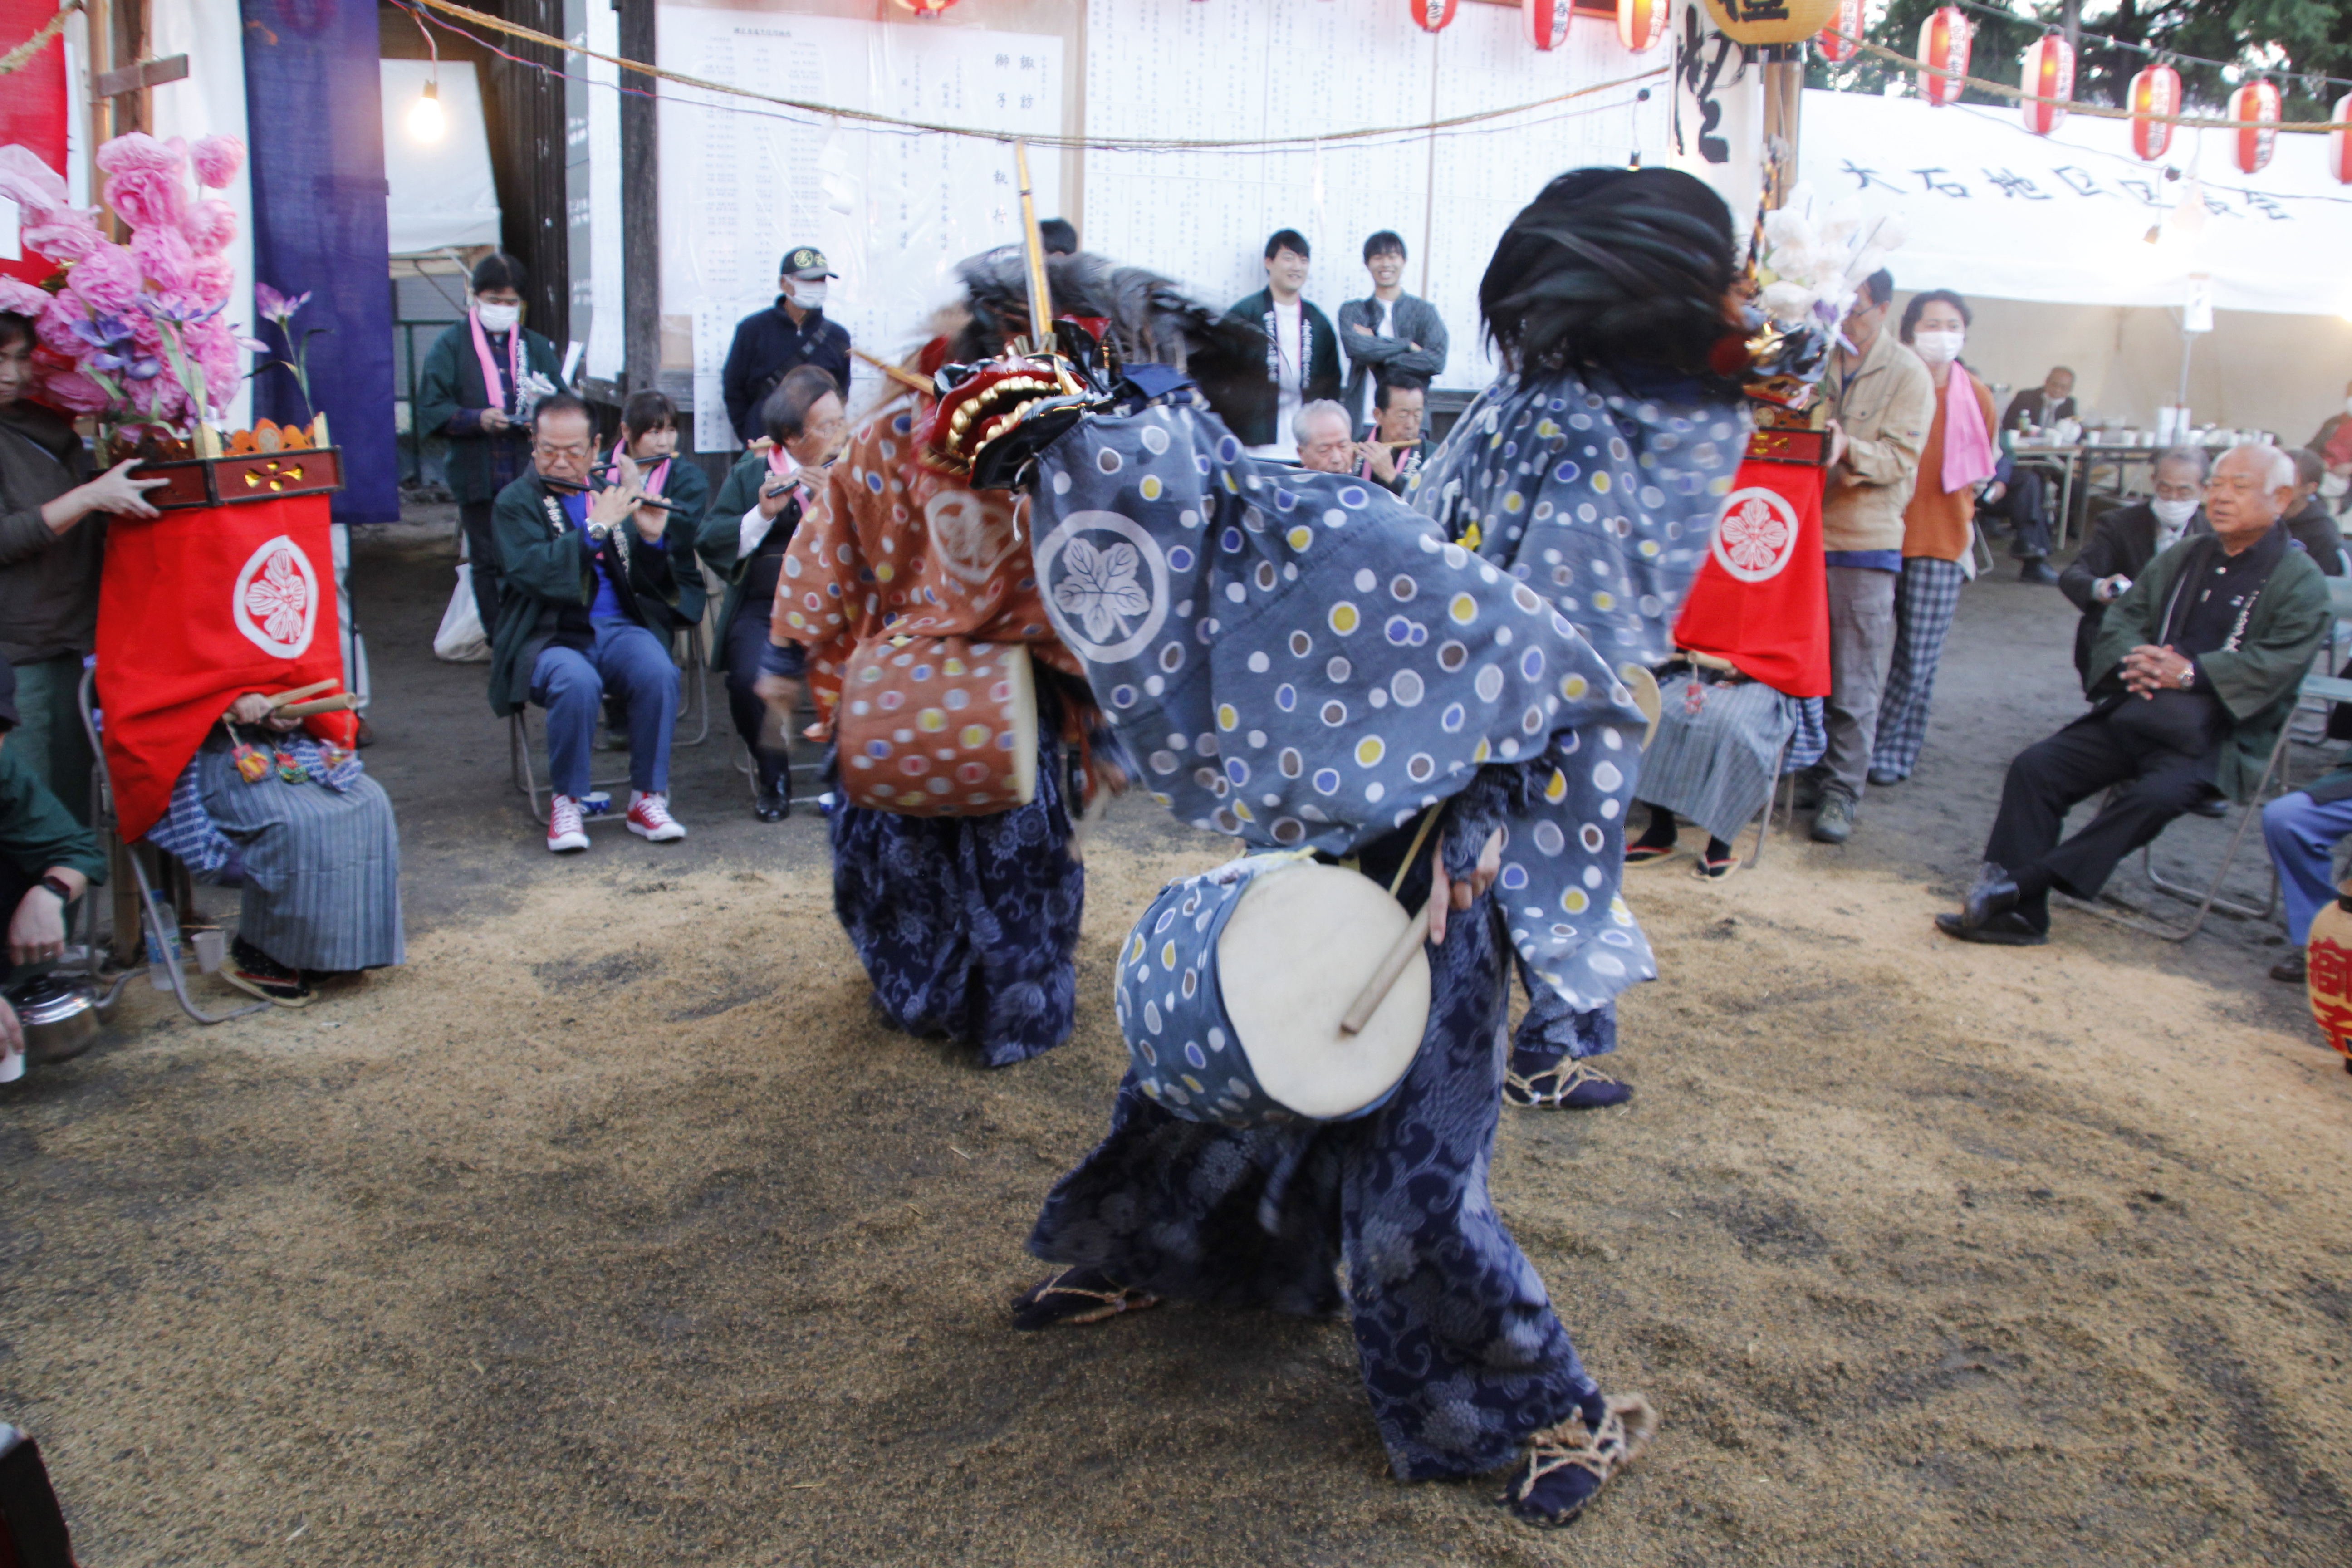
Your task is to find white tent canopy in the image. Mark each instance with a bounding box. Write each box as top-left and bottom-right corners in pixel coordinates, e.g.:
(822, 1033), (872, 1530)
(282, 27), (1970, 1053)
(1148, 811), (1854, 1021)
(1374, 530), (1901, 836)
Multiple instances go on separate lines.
(1798, 88), (2352, 318)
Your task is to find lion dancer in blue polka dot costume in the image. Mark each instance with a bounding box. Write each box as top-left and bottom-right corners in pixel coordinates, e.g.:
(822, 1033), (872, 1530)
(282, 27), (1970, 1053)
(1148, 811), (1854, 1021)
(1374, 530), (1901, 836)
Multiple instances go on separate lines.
(1410, 168), (1754, 1113)
(938, 183), (1761, 1528)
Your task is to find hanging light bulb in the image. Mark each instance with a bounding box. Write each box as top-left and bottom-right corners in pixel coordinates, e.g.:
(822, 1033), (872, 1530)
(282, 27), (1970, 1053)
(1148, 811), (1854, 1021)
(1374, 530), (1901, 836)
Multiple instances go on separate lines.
(407, 78), (446, 142)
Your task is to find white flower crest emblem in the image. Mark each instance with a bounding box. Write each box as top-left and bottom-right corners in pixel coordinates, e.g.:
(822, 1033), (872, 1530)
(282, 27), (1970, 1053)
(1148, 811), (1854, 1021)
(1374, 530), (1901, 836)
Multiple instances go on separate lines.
(1709, 487), (1801, 583)
(1053, 536), (1152, 642)
(230, 535), (322, 658)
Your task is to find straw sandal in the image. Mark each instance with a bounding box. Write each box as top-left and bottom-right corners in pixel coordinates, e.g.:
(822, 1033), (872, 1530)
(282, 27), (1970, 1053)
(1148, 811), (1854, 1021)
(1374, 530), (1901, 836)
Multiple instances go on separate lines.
(1500, 1394), (1659, 1528)
(1504, 1058), (1632, 1110)
(1011, 1266), (1161, 1331)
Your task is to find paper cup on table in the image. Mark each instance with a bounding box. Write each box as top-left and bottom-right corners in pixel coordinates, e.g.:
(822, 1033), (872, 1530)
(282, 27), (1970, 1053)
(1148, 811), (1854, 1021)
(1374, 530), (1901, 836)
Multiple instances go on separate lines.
(0, 1048), (23, 1084)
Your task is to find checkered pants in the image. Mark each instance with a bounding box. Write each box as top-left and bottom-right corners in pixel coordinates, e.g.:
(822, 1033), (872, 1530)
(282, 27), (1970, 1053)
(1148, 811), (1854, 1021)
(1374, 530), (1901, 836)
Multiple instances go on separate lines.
(1871, 556), (1966, 781)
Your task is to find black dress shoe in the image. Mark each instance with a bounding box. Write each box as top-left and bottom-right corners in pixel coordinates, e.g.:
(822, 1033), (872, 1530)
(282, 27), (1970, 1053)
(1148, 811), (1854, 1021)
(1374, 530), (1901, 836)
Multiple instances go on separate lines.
(1867, 767), (1904, 787)
(2018, 559), (2060, 585)
(753, 784), (790, 822)
(2184, 795), (2228, 819)
(1935, 911), (2047, 946)
(1962, 867), (2020, 928)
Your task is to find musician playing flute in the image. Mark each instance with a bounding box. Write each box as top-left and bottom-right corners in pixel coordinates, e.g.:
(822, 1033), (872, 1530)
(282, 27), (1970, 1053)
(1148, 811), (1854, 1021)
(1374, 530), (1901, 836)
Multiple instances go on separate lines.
(485, 394), (700, 853)
(937, 230), (1673, 1528)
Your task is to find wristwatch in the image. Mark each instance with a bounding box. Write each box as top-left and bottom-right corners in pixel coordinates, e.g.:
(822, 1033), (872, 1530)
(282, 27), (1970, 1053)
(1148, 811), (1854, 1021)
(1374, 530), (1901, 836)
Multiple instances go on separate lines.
(37, 873), (74, 902)
(2176, 661), (2195, 690)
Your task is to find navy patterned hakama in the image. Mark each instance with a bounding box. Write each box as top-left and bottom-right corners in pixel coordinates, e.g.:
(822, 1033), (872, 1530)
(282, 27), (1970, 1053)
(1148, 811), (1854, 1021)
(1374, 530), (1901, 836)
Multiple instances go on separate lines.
(829, 727), (1083, 1068)
(1028, 767), (1605, 1480)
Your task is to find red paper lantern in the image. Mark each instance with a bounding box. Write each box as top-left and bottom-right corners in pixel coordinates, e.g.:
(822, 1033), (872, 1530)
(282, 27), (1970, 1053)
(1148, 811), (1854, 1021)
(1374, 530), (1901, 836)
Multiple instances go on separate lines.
(1523, 0), (1571, 52)
(1816, 0), (1863, 64)
(1617, 0), (1668, 53)
(2018, 34), (2073, 136)
(2230, 79), (2281, 175)
(889, 0), (959, 12)
(1408, 0), (1457, 30)
(2331, 92), (2352, 186)
(1916, 6), (1970, 107)
(2127, 64), (2181, 162)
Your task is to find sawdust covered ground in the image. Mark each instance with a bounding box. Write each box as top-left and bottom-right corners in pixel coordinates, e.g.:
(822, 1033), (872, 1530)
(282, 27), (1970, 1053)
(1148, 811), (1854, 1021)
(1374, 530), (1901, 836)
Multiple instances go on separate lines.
(3, 523), (2349, 1565)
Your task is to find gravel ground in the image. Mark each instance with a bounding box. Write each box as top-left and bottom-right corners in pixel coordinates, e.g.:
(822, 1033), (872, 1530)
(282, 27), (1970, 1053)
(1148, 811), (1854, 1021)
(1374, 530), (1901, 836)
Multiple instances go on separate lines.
(1, 512), (2346, 1567)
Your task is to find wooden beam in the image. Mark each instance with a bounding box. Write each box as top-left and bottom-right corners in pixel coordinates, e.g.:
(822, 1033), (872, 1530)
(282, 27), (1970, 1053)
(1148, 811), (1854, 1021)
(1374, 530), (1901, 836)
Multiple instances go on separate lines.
(618, 0), (659, 398)
(92, 52), (185, 99)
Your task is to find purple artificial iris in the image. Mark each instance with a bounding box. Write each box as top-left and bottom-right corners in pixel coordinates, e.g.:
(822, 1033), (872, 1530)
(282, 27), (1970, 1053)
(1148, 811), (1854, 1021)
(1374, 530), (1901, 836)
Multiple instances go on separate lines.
(66, 311), (160, 379)
(255, 283), (312, 324)
(140, 293), (227, 327)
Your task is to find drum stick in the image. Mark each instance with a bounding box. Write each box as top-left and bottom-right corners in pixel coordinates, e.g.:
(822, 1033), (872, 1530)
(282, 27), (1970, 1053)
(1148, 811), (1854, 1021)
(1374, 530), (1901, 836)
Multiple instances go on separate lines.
(1067, 788), (1111, 864)
(1341, 898), (1432, 1037)
(266, 678), (340, 710)
(274, 693), (361, 717)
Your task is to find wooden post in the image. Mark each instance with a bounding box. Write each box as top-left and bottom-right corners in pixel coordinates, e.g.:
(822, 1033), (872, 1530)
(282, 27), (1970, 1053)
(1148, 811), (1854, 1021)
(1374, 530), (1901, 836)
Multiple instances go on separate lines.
(1760, 46), (1802, 213)
(618, 0), (661, 398)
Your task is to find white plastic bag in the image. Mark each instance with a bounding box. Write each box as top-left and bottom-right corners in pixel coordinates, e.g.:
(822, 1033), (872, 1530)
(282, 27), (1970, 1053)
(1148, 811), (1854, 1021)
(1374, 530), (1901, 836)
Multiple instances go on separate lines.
(433, 564), (491, 662)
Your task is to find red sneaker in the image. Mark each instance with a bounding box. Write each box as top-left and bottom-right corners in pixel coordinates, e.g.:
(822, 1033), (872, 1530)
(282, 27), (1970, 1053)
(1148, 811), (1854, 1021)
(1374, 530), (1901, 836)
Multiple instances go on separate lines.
(548, 794), (590, 853)
(627, 791), (685, 842)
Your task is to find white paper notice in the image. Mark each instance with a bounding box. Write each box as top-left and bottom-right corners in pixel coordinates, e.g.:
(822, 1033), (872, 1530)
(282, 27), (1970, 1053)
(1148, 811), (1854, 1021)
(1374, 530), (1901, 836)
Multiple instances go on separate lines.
(659, 9), (1063, 447)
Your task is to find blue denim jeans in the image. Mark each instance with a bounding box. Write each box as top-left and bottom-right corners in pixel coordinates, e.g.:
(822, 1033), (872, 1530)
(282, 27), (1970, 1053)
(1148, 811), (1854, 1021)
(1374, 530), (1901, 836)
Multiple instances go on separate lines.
(531, 619), (680, 798)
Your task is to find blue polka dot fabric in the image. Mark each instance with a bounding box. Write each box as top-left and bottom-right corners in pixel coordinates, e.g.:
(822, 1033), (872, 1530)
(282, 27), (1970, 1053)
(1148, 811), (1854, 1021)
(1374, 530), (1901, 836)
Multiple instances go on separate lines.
(1408, 368), (1751, 673)
(1031, 403), (1654, 1014)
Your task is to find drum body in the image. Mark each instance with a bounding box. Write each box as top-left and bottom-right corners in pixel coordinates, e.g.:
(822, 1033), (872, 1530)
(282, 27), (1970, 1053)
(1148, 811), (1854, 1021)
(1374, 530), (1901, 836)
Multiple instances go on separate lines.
(2305, 895), (2352, 1063)
(838, 638), (1039, 815)
(1118, 856), (1431, 1127)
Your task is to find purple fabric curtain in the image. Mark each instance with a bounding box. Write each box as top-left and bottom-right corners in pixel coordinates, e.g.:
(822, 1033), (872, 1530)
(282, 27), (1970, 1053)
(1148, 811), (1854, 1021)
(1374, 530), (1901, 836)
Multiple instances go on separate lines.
(239, 0), (398, 524)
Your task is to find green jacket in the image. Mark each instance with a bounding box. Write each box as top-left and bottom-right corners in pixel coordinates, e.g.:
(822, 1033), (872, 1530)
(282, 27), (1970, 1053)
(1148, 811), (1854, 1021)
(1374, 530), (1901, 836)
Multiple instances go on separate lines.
(0, 742), (105, 887)
(2088, 527), (2329, 804)
(485, 468), (701, 717)
(414, 321), (566, 505)
(695, 451), (812, 674)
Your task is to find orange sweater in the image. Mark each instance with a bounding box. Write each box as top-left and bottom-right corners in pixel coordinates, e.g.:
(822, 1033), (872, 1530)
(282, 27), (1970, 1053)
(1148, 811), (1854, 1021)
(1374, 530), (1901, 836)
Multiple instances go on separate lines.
(1901, 370), (1996, 562)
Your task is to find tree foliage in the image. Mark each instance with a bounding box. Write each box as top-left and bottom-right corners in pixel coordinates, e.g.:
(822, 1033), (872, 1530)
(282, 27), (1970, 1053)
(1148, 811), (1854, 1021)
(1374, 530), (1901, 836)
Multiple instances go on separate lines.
(1806, 0), (2352, 121)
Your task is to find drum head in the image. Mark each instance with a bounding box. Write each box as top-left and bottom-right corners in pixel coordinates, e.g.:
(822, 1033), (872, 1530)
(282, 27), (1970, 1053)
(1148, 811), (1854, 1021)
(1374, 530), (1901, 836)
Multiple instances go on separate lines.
(998, 643), (1039, 805)
(1216, 862), (1430, 1120)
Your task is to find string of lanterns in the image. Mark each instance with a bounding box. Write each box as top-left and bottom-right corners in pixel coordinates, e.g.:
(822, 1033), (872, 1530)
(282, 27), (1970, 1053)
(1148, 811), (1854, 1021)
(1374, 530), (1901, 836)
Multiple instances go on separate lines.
(883, 0), (2338, 182)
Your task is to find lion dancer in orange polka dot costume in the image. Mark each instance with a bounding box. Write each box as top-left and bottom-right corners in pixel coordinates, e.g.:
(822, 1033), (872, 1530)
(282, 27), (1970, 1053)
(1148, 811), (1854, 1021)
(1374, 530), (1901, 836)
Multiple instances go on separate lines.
(762, 341), (1121, 1068)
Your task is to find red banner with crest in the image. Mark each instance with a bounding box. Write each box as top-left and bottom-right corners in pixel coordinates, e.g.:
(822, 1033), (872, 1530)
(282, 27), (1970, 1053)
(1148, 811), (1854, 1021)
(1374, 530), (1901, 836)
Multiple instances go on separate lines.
(94, 495), (351, 841)
(1671, 457), (1832, 699)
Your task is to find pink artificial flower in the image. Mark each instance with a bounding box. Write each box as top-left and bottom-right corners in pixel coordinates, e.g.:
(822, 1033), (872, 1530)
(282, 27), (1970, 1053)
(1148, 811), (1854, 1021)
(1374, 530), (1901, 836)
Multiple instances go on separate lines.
(191, 135), (244, 191)
(93, 132), (186, 178)
(188, 318), (240, 407)
(104, 167), (186, 235)
(132, 224), (197, 295)
(0, 278), (49, 318)
(20, 207), (104, 264)
(191, 254), (236, 309)
(0, 146), (68, 220)
(33, 294), (86, 357)
(37, 367), (113, 416)
(64, 243), (142, 317)
(182, 198), (237, 257)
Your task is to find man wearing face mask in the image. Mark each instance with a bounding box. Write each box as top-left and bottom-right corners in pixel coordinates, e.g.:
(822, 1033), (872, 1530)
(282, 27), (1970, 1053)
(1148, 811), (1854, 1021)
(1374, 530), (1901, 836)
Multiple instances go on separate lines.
(2058, 448), (2211, 690)
(1807, 269), (1935, 845)
(721, 247), (853, 450)
(416, 253), (568, 645)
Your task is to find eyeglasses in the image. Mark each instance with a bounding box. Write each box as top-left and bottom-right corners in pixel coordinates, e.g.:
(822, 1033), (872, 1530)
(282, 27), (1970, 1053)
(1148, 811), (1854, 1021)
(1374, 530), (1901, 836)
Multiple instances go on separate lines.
(2205, 475), (2270, 495)
(535, 440), (591, 460)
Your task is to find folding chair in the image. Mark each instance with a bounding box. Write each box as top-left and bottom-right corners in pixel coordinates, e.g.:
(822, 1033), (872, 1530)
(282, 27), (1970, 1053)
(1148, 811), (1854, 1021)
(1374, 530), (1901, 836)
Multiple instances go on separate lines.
(75, 668), (267, 1024)
(514, 620), (715, 822)
(2072, 689), (2330, 943)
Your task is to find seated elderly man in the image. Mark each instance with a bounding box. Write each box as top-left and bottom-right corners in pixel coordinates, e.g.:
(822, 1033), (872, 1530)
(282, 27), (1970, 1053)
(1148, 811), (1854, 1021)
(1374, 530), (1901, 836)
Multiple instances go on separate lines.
(1938, 443), (2329, 946)
(145, 686), (403, 1008)
(1356, 377), (1430, 495)
(0, 656), (103, 1068)
(2058, 447), (2210, 690)
(1292, 399), (1355, 474)
(487, 393), (696, 853)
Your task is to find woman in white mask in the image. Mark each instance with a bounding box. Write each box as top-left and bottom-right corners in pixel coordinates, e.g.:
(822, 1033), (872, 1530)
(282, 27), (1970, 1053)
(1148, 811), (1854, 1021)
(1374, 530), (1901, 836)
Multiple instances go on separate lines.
(1868, 289), (2001, 789)
(415, 252), (569, 642)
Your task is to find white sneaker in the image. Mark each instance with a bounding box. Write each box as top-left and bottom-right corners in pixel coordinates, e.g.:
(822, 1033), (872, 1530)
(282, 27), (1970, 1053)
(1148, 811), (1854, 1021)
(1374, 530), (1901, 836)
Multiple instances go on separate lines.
(627, 790), (686, 842)
(547, 793), (590, 853)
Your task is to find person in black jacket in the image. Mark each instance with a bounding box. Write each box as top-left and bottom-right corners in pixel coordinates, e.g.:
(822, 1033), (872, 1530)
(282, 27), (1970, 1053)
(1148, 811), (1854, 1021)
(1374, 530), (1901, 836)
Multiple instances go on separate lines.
(2283, 448), (2346, 576)
(720, 246), (852, 447)
(698, 367), (844, 821)
(1225, 229), (1341, 458)
(2057, 448), (2210, 689)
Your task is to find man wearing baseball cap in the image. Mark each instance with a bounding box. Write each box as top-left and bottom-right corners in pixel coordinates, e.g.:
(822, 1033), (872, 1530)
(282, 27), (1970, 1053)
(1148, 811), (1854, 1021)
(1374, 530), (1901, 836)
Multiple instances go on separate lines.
(722, 247), (854, 447)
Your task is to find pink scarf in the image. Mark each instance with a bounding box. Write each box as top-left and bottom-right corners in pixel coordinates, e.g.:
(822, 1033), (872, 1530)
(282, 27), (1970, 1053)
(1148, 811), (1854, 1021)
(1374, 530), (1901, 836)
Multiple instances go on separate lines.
(1940, 369), (1998, 495)
(468, 309), (523, 414)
